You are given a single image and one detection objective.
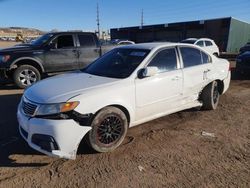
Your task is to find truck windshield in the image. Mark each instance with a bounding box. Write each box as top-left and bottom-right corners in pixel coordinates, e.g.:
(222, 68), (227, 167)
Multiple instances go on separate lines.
(31, 33), (54, 46)
(83, 48), (150, 79)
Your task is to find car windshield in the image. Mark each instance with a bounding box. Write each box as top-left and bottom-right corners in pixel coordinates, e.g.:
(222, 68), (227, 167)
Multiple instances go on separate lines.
(181, 40), (196, 44)
(83, 48), (150, 78)
(31, 33), (54, 46)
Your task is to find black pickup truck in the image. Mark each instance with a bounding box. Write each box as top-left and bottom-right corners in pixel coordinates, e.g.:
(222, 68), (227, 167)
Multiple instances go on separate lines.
(0, 32), (113, 88)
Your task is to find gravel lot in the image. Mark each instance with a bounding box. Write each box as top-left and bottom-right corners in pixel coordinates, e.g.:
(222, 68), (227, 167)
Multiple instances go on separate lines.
(0, 60), (249, 187)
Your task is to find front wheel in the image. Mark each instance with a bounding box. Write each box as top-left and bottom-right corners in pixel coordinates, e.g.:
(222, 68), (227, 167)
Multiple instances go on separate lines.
(89, 107), (128, 153)
(13, 65), (41, 89)
(200, 81), (220, 110)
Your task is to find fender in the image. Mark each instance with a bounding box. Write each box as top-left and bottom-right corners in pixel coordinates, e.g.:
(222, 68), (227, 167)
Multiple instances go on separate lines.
(10, 57), (45, 72)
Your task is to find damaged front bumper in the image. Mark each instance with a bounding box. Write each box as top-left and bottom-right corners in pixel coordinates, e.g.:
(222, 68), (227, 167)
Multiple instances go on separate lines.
(17, 106), (92, 160)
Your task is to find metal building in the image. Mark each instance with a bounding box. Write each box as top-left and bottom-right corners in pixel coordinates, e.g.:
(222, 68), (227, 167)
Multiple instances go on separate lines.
(110, 17), (250, 53)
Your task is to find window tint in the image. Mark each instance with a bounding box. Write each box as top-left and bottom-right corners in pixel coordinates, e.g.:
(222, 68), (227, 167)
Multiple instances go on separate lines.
(205, 40), (213, 46)
(196, 40), (204, 47)
(78, 34), (96, 47)
(201, 51), (211, 64)
(148, 48), (177, 73)
(180, 47), (202, 67)
(55, 35), (74, 49)
(84, 49), (150, 78)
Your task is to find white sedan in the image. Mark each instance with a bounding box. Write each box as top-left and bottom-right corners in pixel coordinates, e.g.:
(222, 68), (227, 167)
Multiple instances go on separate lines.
(17, 43), (231, 159)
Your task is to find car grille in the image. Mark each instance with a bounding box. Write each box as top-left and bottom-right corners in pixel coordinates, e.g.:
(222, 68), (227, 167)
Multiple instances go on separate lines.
(22, 98), (38, 116)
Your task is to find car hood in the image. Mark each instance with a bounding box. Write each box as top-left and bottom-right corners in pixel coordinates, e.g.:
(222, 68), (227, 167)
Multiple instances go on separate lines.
(24, 72), (120, 103)
(0, 44), (36, 53)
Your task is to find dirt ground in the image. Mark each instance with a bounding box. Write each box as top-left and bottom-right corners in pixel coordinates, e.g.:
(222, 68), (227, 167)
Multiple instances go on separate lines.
(0, 41), (20, 48)
(0, 70), (249, 188)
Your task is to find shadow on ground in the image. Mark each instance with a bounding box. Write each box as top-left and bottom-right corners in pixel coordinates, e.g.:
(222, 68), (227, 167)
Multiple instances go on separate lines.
(0, 92), (48, 167)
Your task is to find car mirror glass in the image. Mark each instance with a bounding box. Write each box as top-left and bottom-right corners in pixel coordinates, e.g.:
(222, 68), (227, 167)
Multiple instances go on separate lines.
(138, 66), (158, 79)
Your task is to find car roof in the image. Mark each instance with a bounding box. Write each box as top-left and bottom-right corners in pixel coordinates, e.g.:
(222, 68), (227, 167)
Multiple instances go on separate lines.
(118, 42), (196, 50)
(45, 31), (95, 35)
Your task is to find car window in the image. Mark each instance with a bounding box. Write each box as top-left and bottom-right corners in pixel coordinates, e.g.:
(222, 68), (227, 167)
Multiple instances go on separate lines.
(78, 34), (96, 47)
(84, 48), (150, 78)
(180, 47), (202, 67)
(205, 40), (213, 46)
(54, 35), (74, 49)
(196, 40), (204, 47)
(148, 48), (177, 73)
(118, 41), (133, 45)
(201, 51), (211, 64)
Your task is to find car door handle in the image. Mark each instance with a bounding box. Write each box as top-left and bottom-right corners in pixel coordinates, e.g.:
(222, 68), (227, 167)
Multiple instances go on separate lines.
(204, 69), (211, 73)
(171, 76), (182, 81)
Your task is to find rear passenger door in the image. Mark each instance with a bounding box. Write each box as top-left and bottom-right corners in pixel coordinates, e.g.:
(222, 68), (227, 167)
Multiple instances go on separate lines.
(77, 34), (100, 69)
(179, 46), (213, 99)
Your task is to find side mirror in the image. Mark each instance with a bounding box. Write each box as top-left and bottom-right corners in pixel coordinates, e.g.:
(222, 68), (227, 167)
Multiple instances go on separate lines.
(138, 66), (158, 79)
(48, 42), (56, 49)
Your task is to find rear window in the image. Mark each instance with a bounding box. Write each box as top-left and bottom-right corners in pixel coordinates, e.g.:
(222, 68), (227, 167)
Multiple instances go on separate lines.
(205, 41), (213, 46)
(78, 34), (96, 47)
(201, 51), (211, 64)
(180, 47), (202, 67)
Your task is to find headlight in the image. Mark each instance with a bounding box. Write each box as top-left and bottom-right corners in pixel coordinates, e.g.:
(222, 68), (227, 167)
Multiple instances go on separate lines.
(0, 55), (10, 63)
(36, 101), (79, 116)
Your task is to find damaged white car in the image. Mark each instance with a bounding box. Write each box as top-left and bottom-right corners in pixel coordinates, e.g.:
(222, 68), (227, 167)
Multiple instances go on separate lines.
(17, 43), (231, 159)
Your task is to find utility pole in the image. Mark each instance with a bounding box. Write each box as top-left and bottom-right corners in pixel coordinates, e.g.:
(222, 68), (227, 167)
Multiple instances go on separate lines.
(141, 9), (144, 27)
(96, 3), (100, 38)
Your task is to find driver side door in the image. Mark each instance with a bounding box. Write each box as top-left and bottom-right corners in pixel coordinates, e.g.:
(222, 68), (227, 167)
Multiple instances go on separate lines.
(44, 34), (79, 72)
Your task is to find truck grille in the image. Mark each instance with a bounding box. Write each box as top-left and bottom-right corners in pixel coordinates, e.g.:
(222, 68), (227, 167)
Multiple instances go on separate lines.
(22, 99), (38, 116)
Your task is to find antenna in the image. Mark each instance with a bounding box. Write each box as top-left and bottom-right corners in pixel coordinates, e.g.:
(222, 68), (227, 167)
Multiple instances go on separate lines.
(141, 9), (144, 27)
(96, 3), (100, 38)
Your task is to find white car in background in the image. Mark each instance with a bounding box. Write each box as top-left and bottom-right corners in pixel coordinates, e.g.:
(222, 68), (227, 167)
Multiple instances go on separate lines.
(17, 43), (231, 159)
(181, 38), (220, 56)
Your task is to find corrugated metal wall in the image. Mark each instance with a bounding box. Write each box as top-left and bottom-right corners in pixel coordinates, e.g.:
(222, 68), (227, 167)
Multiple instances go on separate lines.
(227, 18), (250, 53)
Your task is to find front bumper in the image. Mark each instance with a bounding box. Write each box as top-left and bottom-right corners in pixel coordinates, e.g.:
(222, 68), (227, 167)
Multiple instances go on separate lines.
(17, 106), (92, 159)
(222, 71), (231, 94)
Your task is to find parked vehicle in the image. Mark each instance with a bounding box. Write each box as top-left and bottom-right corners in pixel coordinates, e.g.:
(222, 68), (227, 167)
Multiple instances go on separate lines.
(0, 32), (114, 88)
(239, 42), (250, 54)
(17, 43), (231, 159)
(181, 38), (219, 56)
(236, 51), (250, 74)
(111, 39), (135, 45)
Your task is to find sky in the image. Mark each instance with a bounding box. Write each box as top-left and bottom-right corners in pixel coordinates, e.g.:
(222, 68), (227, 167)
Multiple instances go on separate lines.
(0, 0), (250, 32)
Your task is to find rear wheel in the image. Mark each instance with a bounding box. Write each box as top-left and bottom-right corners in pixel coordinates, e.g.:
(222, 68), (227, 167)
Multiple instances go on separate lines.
(213, 53), (219, 57)
(89, 107), (128, 153)
(200, 81), (220, 110)
(13, 65), (41, 89)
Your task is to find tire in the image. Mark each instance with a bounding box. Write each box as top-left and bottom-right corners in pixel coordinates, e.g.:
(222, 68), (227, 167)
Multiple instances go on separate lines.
(89, 106), (128, 153)
(213, 53), (219, 57)
(13, 65), (41, 89)
(200, 81), (220, 110)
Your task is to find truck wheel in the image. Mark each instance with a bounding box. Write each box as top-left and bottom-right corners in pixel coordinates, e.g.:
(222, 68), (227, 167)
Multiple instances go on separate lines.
(13, 65), (41, 89)
(200, 81), (220, 110)
(89, 107), (128, 153)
